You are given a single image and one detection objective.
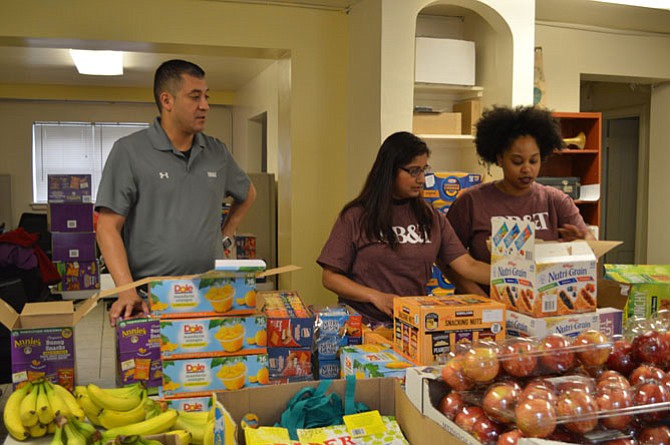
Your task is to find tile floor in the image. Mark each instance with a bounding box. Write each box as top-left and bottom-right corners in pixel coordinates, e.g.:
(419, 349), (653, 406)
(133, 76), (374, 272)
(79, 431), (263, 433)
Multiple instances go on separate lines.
(0, 299), (116, 442)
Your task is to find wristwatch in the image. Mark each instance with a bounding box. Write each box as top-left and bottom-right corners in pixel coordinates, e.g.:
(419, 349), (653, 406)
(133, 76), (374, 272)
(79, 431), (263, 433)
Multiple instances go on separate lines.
(222, 235), (234, 250)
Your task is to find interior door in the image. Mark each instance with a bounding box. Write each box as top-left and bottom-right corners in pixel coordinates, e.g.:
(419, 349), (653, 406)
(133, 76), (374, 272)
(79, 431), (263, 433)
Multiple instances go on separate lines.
(604, 117), (639, 264)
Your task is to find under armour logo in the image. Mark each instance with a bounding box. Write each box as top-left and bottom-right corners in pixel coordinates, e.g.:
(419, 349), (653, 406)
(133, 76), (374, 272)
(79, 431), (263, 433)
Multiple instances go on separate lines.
(159, 172), (169, 179)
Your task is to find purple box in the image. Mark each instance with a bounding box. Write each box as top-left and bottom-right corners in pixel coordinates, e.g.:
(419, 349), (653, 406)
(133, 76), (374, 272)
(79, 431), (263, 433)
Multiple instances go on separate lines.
(47, 174), (92, 203)
(51, 232), (97, 261)
(116, 317), (162, 389)
(49, 203), (94, 233)
(54, 261), (100, 291)
(598, 307), (623, 338)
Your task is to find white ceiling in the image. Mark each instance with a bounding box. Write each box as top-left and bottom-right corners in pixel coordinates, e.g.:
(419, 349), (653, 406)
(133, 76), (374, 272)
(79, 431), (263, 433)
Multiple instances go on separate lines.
(1, 0), (668, 93)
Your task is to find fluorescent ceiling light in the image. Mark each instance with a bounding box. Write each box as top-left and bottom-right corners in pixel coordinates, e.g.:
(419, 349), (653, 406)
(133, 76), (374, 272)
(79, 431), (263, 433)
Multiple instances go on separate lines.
(69, 49), (124, 75)
(589, 0), (670, 9)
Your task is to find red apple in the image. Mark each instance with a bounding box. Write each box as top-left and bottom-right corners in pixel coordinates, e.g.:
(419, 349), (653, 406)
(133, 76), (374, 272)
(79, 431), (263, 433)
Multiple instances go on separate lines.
(441, 356), (474, 391)
(482, 382), (520, 424)
(632, 330), (670, 367)
(539, 333), (576, 374)
(633, 381), (670, 424)
(501, 338), (538, 378)
(555, 374), (596, 395)
(574, 329), (612, 366)
(556, 389), (599, 434)
(597, 370), (631, 390)
(629, 364), (665, 386)
(638, 425), (670, 445)
(471, 414), (503, 444)
(438, 391), (465, 420)
(462, 345), (501, 383)
(520, 379), (557, 405)
(454, 405), (485, 434)
(514, 398), (556, 438)
(497, 429), (523, 445)
(596, 384), (634, 430)
(607, 339), (637, 377)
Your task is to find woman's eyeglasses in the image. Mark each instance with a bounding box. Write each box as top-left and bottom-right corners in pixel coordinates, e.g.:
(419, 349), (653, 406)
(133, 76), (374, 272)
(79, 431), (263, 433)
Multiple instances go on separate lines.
(399, 165), (432, 177)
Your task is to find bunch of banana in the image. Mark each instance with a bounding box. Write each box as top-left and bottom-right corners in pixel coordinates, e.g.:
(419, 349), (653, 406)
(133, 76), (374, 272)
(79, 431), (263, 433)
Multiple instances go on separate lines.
(74, 383), (149, 429)
(101, 409), (178, 442)
(172, 410), (212, 445)
(165, 429), (193, 445)
(51, 415), (103, 445)
(3, 379), (86, 441)
(111, 434), (164, 445)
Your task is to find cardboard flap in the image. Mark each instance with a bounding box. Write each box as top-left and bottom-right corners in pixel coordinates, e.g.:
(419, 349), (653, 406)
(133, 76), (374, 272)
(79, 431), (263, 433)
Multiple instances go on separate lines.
(73, 292), (101, 324)
(257, 264), (301, 278)
(21, 301), (74, 316)
(0, 299), (19, 330)
(587, 240), (622, 258)
(536, 241), (596, 263)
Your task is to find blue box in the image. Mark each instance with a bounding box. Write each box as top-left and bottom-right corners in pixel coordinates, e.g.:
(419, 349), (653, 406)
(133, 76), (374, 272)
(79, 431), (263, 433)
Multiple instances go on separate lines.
(316, 358), (340, 380)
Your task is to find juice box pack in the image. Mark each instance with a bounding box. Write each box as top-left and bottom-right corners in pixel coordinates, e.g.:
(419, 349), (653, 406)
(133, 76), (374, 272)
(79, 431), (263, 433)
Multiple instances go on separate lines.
(339, 344), (414, 379)
(161, 354), (270, 398)
(393, 295), (505, 365)
(604, 264), (670, 321)
(159, 314), (267, 359)
(115, 317), (162, 389)
(149, 260), (267, 318)
(261, 290), (314, 348)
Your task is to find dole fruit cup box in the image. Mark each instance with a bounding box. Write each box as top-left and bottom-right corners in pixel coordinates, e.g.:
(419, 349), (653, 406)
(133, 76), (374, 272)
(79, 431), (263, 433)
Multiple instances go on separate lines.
(115, 316), (162, 390)
(393, 295), (505, 366)
(490, 217), (620, 318)
(159, 314), (267, 359)
(161, 354), (270, 398)
(149, 259), (267, 318)
(0, 296), (100, 390)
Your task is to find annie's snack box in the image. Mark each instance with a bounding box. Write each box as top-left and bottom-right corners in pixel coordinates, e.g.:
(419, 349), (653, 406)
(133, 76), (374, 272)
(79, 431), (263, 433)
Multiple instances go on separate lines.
(422, 171), (482, 215)
(490, 217), (620, 318)
(115, 316), (162, 390)
(149, 260), (268, 318)
(159, 314), (267, 359)
(51, 232), (97, 262)
(54, 260), (100, 291)
(161, 354), (270, 398)
(48, 203), (94, 232)
(0, 295), (100, 390)
(393, 295), (505, 366)
(604, 264), (670, 321)
(261, 290), (314, 348)
(47, 174), (92, 203)
(340, 344), (414, 379)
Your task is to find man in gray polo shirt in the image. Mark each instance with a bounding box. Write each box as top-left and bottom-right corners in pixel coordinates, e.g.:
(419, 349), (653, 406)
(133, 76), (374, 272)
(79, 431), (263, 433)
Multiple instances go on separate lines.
(96, 59), (256, 326)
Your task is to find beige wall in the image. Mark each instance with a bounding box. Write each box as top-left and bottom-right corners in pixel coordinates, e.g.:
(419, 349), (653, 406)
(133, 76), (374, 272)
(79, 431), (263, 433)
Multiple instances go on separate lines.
(1, 0), (348, 305)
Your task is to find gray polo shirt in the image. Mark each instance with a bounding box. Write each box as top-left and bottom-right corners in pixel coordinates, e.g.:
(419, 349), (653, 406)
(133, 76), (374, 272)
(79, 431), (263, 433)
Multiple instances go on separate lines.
(95, 117), (251, 279)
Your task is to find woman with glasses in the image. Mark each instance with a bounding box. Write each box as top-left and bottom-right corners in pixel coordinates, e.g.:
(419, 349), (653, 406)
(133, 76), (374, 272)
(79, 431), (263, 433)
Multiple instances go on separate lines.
(317, 131), (490, 327)
(445, 105), (594, 296)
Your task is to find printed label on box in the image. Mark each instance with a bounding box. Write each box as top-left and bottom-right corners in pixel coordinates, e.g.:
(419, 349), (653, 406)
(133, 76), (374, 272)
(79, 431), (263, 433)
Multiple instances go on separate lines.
(11, 327), (76, 390)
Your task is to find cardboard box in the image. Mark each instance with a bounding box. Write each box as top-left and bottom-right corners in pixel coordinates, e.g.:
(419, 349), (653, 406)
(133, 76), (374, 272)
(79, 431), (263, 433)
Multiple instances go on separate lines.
(116, 316), (162, 389)
(412, 112), (461, 135)
(48, 203), (94, 232)
(162, 395), (213, 412)
(339, 344), (414, 379)
(597, 278), (628, 310)
(363, 326), (394, 348)
(262, 290), (314, 348)
(415, 37), (475, 86)
(505, 310), (599, 339)
(603, 264), (670, 321)
(393, 295), (506, 365)
(422, 171), (482, 216)
(54, 260), (100, 291)
(452, 99), (481, 135)
(160, 314), (267, 359)
(47, 174), (92, 203)
(0, 296), (100, 389)
(267, 347), (313, 381)
(217, 377), (455, 445)
(160, 354), (269, 398)
(51, 231), (97, 261)
(490, 217), (620, 318)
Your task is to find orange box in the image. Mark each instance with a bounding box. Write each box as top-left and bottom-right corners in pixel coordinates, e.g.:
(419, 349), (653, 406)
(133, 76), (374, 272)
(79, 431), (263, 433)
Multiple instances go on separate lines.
(393, 295), (506, 366)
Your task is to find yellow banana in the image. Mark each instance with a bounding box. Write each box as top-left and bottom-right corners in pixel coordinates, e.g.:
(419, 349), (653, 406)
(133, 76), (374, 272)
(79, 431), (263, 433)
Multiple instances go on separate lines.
(3, 382), (31, 440)
(166, 429), (192, 445)
(47, 421), (57, 434)
(69, 416), (102, 444)
(28, 422), (47, 438)
(63, 421), (87, 445)
(19, 382), (39, 427)
(174, 411), (209, 445)
(102, 409), (178, 440)
(75, 390), (102, 426)
(44, 381), (71, 418)
(98, 394), (148, 430)
(202, 419), (215, 445)
(52, 383), (86, 421)
(104, 383), (145, 397)
(50, 423), (64, 445)
(87, 383), (143, 412)
(36, 382), (55, 425)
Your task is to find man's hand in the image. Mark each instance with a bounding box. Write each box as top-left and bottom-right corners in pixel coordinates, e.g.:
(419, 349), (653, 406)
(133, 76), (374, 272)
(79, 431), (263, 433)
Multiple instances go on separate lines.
(370, 292), (398, 318)
(558, 224), (595, 242)
(108, 289), (149, 327)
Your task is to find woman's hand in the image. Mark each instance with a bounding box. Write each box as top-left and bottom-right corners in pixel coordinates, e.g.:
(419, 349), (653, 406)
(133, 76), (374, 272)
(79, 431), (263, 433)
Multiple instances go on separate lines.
(370, 292), (398, 317)
(558, 224), (595, 241)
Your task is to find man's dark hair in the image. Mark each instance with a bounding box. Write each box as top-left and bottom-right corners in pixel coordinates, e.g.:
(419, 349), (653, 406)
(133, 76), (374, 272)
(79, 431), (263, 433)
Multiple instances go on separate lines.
(153, 59), (206, 112)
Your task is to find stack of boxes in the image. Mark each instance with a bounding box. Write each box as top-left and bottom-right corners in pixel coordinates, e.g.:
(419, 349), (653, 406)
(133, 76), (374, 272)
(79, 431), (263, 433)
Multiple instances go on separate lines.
(145, 260), (270, 406)
(490, 217), (623, 339)
(47, 174), (99, 295)
(261, 290), (314, 383)
(311, 305), (363, 380)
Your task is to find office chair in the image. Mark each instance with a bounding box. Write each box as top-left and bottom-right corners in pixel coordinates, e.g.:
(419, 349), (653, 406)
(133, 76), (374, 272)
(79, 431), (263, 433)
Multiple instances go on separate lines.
(18, 212), (51, 259)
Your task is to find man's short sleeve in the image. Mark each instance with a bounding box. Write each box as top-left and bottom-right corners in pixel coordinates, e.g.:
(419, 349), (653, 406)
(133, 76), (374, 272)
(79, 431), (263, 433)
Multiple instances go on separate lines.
(95, 142), (138, 216)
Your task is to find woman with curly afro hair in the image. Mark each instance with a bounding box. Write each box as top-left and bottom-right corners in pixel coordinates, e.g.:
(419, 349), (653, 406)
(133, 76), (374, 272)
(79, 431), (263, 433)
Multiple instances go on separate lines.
(445, 105), (594, 295)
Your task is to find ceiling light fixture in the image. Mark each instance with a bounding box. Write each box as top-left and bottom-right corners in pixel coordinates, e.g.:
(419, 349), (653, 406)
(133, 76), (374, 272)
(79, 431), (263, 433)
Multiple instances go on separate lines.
(69, 49), (124, 75)
(589, 0), (670, 9)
